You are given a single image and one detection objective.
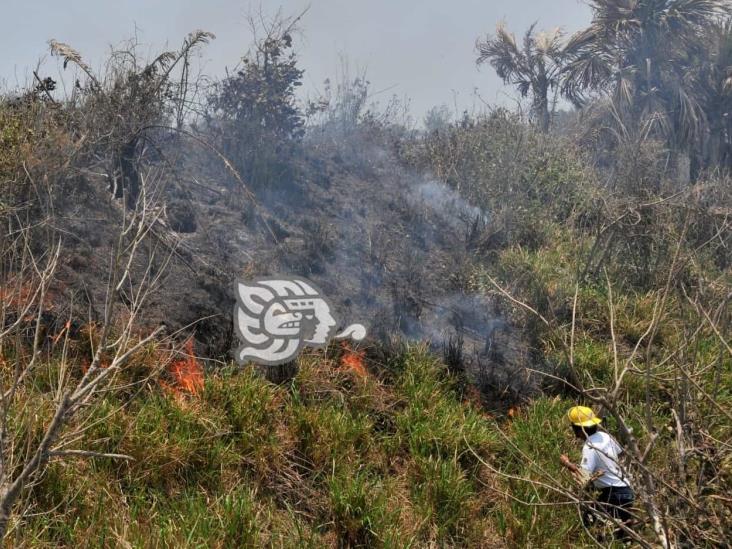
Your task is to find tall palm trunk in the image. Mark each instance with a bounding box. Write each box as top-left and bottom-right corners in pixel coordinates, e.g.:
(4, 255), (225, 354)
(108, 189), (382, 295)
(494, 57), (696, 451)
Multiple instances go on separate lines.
(534, 80), (551, 133)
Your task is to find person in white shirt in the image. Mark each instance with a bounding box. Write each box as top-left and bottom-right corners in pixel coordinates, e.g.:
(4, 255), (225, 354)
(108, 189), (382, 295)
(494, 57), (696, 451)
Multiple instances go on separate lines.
(559, 406), (635, 540)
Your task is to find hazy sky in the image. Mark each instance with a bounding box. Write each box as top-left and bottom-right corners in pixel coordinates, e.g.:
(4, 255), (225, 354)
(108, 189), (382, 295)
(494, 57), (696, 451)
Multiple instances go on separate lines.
(1, 0), (591, 120)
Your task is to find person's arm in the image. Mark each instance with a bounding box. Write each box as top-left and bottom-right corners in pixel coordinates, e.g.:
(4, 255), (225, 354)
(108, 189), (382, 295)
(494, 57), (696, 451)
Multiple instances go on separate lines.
(560, 454), (581, 475)
(560, 454), (589, 485)
(561, 449), (602, 485)
(613, 436), (625, 457)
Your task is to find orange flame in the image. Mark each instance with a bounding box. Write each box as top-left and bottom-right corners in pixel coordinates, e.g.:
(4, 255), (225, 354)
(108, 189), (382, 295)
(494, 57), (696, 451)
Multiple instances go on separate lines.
(340, 342), (367, 378)
(166, 338), (204, 396)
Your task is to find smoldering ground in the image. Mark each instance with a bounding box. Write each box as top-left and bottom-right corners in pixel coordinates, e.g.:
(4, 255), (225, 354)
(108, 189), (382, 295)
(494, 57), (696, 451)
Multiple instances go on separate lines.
(216, 128), (532, 398)
(49, 126), (533, 399)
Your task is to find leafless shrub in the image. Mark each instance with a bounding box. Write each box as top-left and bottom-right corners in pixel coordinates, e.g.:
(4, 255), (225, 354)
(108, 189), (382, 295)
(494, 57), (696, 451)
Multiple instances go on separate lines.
(0, 168), (176, 537)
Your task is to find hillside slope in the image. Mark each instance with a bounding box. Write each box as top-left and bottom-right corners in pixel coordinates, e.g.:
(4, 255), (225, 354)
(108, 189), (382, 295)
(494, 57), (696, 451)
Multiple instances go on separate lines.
(53, 130), (530, 395)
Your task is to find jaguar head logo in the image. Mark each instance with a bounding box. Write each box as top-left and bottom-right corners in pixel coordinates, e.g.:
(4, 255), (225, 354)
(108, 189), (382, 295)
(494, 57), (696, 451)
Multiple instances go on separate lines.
(234, 277), (366, 366)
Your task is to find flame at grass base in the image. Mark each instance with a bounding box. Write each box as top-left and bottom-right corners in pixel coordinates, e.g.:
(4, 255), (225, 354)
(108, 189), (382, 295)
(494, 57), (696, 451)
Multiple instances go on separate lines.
(163, 338), (204, 396)
(339, 342), (367, 378)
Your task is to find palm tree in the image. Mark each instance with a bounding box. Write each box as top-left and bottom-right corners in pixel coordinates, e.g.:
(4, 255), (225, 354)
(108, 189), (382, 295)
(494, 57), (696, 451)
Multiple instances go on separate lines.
(561, 0), (728, 167)
(695, 19), (732, 170)
(476, 23), (565, 132)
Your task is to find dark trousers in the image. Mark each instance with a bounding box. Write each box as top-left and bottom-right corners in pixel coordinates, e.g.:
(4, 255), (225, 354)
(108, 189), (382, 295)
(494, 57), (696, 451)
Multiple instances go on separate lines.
(597, 486), (635, 522)
(583, 486), (635, 540)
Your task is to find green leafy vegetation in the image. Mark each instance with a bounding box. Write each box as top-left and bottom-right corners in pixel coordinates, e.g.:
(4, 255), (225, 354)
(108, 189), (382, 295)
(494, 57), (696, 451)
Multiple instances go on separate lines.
(8, 349), (506, 547)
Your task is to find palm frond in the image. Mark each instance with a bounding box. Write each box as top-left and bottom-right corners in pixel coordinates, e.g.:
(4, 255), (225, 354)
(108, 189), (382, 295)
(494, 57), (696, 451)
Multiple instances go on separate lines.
(561, 52), (613, 104)
(589, 0), (640, 40)
(147, 51), (178, 72)
(477, 25), (526, 81)
(639, 109), (673, 142)
(495, 21), (518, 52)
(477, 22), (522, 74)
(615, 72), (636, 107)
(145, 30), (216, 91)
(536, 27), (564, 56)
(722, 71), (732, 92)
(665, 0), (730, 28)
(517, 79), (532, 97)
(186, 30), (216, 49)
(563, 27), (601, 57)
(675, 82), (707, 144)
(522, 22), (539, 57)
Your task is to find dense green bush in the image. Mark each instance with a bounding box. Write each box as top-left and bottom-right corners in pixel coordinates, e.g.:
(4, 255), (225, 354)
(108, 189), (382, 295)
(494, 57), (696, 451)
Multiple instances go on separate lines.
(207, 26), (305, 188)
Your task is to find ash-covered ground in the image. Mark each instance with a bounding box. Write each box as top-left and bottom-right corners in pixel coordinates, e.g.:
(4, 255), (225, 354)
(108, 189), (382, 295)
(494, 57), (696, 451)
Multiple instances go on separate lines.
(54, 130), (533, 399)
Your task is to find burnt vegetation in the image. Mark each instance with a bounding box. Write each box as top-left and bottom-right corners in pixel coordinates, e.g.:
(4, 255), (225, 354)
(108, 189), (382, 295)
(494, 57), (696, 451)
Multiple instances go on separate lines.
(0, 3), (731, 547)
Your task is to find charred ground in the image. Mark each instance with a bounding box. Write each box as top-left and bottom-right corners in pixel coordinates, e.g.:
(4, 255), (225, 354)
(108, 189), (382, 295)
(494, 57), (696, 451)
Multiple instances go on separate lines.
(50, 118), (530, 399)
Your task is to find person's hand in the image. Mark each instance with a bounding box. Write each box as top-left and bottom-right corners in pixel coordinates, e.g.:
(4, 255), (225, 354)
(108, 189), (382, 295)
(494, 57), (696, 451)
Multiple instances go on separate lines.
(560, 455), (581, 477)
(589, 469), (605, 482)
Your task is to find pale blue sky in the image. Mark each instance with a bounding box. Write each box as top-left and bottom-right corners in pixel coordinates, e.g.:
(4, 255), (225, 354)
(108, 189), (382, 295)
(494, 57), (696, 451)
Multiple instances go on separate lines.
(1, 0), (591, 119)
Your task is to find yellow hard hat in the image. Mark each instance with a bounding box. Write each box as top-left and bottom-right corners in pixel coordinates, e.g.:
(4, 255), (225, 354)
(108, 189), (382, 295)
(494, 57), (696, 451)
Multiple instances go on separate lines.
(567, 406), (602, 427)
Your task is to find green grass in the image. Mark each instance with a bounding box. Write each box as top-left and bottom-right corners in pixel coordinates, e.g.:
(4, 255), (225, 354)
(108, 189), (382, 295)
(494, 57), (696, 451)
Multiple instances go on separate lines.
(13, 347), (507, 547)
(489, 397), (586, 546)
(329, 470), (397, 547)
(7, 280), (727, 547)
(8, 233), (730, 549)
